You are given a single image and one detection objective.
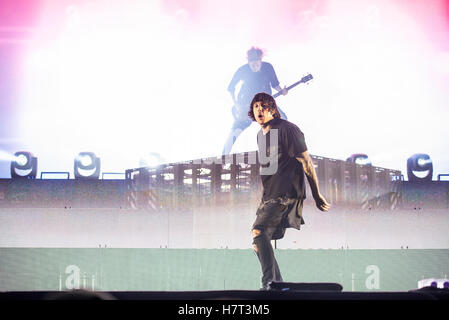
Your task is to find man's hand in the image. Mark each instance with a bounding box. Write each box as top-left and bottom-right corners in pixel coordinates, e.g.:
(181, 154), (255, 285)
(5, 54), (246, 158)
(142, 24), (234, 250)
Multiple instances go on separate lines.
(314, 193), (331, 212)
(275, 85), (288, 96)
(281, 86), (288, 96)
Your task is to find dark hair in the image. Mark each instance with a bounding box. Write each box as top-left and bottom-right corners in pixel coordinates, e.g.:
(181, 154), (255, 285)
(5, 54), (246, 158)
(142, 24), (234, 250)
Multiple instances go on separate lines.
(248, 92), (281, 121)
(246, 46), (263, 61)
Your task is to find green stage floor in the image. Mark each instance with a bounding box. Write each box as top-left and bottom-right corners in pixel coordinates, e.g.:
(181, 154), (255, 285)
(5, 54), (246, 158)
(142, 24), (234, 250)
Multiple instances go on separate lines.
(1, 248), (447, 292)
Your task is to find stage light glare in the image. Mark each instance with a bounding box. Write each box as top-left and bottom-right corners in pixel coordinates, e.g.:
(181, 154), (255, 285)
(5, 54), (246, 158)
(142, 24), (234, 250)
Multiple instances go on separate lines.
(407, 153), (433, 182)
(346, 154), (372, 166)
(15, 154), (28, 167)
(139, 152), (164, 169)
(10, 151), (38, 179)
(74, 152), (101, 179)
(355, 157), (371, 166)
(79, 154), (93, 167)
(417, 158), (432, 167)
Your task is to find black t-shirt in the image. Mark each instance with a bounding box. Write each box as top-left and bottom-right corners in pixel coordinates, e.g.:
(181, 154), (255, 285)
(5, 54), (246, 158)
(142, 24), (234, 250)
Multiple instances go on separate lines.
(257, 118), (308, 201)
(228, 62), (280, 107)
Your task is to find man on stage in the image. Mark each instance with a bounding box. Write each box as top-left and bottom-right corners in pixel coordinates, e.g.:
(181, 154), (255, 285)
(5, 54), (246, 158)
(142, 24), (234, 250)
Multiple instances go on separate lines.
(222, 47), (288, 155)
(249, 92), (330, 290)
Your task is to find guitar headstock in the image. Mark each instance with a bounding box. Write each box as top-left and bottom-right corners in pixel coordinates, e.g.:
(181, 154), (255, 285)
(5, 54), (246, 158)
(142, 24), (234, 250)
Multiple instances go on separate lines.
(301, 73), (313, 84)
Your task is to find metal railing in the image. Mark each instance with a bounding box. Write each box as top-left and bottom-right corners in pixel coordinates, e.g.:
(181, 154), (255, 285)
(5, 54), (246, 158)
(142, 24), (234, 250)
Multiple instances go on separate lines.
(125, 151), (402, 210)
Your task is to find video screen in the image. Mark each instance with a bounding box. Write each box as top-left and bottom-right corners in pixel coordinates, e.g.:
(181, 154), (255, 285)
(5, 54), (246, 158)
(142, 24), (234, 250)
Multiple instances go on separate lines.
(0, 0), (448, 298)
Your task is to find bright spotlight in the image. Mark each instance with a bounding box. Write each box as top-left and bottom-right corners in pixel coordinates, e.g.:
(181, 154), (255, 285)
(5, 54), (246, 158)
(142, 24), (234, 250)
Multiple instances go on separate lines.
(74, 152), (101, 179)
(16, 154), (28, 166)
(139, 152), (164, 169)
(417, 158), (431, 167)
(10, 151), (38, 179)
(346, 153), (372, 166)
(407, 153), (433, 182)
(79, 154), (93, 167)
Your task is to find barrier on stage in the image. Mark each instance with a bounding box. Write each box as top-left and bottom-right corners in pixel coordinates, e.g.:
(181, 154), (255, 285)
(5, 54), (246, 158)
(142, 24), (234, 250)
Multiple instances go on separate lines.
(125, 151), (402, 210)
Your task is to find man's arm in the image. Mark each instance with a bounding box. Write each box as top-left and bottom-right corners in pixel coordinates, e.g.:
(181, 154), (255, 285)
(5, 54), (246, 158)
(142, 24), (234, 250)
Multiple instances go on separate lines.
(229, 91), (237, 105)
(268, 63), (287, 96)
(228, 68), (243, 110)
(296, 151), (331, 212)
(274, 85), (288, 96)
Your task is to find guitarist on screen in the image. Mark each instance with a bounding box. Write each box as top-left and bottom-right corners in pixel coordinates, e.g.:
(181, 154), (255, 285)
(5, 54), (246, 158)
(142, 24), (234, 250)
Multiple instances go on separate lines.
(222, 47), (288, 155)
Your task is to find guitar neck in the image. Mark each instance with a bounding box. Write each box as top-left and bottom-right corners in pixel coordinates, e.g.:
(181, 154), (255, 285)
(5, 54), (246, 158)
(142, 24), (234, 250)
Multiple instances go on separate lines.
(272, 78), (310, 99)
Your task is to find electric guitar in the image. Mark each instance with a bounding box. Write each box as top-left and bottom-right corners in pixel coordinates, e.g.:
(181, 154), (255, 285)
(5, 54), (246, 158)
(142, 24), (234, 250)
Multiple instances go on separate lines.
(231, 73), (313, 121)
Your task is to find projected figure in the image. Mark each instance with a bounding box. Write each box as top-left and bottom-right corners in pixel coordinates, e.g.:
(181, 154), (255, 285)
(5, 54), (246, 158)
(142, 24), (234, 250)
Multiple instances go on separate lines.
(222, 47), (288, 155)
(249, 93), (330, 290)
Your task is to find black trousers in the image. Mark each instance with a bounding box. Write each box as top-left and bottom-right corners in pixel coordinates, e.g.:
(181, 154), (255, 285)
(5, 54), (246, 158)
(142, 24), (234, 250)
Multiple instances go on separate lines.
(252, 200), (291, 289)
(253, 227), (284, 289)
